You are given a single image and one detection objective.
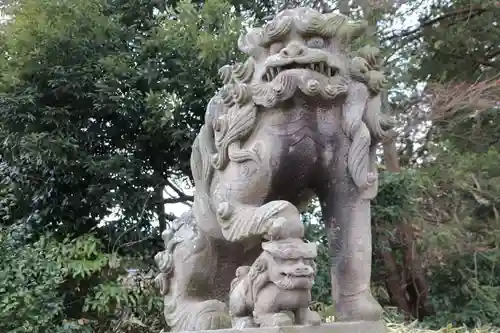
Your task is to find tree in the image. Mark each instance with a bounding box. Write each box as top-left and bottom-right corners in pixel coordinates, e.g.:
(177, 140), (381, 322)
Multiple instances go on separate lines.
(0, 0), (245, 324)
(0, 0), (243, 245)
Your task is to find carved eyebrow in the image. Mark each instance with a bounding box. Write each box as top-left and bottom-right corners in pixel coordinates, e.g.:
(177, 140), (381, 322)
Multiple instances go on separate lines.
(258, 17), (293, 47)
(259, 35), (286, 48)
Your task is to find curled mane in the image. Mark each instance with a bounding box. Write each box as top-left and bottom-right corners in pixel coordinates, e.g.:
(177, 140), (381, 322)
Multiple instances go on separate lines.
(190, 58), (258, 211)
(247, 256), (270, 305)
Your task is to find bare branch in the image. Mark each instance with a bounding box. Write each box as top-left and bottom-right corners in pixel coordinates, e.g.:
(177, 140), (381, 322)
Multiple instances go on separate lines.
(381, 5), (490, 43)
(163, 196), (193, 204)
(424, 74), (500, 121)
(162, 179), (194, 206)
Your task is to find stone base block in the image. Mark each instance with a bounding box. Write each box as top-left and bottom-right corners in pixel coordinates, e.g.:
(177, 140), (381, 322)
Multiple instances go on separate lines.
(190, 321), (387, 333)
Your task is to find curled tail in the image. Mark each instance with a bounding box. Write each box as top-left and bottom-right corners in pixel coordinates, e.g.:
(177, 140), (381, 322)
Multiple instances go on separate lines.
(166, 298), (230, 332)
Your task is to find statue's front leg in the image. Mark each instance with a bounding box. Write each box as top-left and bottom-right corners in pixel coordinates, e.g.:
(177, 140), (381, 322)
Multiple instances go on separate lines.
(213, 158), (305, 242)
(320, 151), (384, 322)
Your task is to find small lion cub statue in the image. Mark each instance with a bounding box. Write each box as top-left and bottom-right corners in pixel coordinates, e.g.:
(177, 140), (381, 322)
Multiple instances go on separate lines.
(229, 238), (322, 328)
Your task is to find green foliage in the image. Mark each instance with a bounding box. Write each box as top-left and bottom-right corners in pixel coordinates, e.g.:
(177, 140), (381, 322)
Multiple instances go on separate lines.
(0, 0), (244, 330)
(423, 250), (500, 329)
(303, 208), (332, 305)
(412, 145), (500, 328)
(0, 0), (244, 244)
(373, 169), (423, 226)
(0, 224), (99, 333)
(0, 224), (162, 333)
(0, 0), (498, 330)
(414, 0), (500, 82)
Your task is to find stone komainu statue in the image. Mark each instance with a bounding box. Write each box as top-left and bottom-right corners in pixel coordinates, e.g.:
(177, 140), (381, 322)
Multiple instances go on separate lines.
(229, 239), (321, 328)
(154, 7), (396, 332)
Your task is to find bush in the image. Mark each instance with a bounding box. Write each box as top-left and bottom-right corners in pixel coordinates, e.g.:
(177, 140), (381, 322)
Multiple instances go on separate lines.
(422, 250), (500, 329)
(0, 224), (163, 333)
(0, 224), (88, 333)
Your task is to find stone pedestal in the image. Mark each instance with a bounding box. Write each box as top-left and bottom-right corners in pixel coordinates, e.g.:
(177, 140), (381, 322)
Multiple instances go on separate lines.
(185, 321), (387, 333)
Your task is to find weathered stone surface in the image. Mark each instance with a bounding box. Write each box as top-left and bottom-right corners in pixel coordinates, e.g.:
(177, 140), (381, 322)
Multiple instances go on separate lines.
(183, 321), (388, 333)
(154, 6), (397, 332)
(229, 239), (321, 328)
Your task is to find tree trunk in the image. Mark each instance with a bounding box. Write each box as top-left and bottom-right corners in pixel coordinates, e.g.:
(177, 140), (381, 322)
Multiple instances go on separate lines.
(380, 235), (412, 318)
(155, 186), (167, 233)
(401, 224), (434, 319)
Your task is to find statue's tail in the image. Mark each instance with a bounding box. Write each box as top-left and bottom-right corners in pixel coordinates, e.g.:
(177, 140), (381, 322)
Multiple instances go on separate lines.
(190, 98), (220, 229)
(190, 123), (215, 196)
(165, 297), (231, 332)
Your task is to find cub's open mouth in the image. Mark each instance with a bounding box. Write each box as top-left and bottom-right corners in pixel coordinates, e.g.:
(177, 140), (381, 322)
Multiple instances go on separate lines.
(263, 62), (338, 82)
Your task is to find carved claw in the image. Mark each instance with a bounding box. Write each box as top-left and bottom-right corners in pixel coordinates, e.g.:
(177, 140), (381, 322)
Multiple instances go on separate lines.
(266, 217), (287, 240)
(264, 215), (304, 240)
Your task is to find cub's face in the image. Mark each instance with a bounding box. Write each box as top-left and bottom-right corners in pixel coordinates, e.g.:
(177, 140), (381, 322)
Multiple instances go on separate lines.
(267, 254), (316, 290)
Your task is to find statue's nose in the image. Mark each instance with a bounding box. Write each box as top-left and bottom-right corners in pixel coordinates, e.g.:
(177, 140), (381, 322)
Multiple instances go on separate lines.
(294, 267), (311, 276)
(280, 43), (306, 58)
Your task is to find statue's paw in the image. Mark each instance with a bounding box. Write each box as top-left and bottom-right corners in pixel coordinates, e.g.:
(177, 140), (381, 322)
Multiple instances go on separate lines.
(256, 312), (293, 327)
(265, 216), (303, 240)
(232, 316), (258, 329)
(335, 290), (384, 322)
(271, 313), (294, 327)
(303, 310), (322, 326)
(193, 300), (232, 330)
(266, 217), (287, 239)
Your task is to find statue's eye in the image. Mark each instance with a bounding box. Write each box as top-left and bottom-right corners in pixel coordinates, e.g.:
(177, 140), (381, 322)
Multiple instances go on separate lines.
(306, 37), (325, 49)
(269, 42), (284, 55)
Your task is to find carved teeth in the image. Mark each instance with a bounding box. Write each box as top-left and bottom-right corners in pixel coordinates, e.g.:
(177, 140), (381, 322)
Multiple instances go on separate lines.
(264, 63), (337, 81)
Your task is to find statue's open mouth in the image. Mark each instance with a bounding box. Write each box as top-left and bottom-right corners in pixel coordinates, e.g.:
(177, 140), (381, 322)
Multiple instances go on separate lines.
(263, 62), (338, 82)
(280, 272), (313, 278)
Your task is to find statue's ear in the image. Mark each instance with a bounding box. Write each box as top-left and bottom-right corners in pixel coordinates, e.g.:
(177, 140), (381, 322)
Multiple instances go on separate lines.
(238, 28), (267, 60)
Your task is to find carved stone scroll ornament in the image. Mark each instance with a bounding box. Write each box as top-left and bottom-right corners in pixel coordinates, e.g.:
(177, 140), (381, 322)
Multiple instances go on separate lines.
(154, 6), (397, 332)
(229, 239), (321, 328)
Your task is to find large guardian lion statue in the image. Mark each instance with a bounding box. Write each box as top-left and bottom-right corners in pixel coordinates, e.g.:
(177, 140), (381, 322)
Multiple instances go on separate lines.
(155, 7), (396, 332)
